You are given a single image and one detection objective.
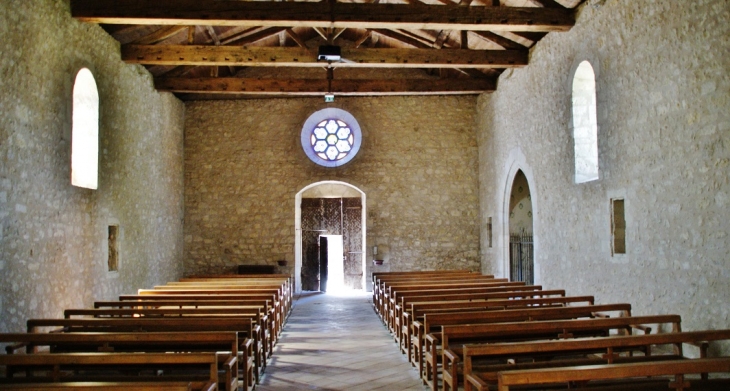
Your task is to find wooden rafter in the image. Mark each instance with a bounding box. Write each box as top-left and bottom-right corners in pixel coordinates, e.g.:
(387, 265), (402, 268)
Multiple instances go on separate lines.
(471, 31), (526, 50)
(285, 28), (308, 48)
(371, 29), (431, 49)
(122, 45), (528, 69)
(154, 77), (496, 95)
(71, 0), (575, 32)
(224, 27), (287, 46)
(529, 0), (567, 9)
(131, 25), (188, 45)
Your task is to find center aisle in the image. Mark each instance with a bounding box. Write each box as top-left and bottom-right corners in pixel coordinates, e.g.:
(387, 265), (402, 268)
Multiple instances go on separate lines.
(257, 290), (427, 391)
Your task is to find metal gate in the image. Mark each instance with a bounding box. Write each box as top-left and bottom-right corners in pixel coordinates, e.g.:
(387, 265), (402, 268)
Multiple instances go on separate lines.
(510, 233), (534, 285)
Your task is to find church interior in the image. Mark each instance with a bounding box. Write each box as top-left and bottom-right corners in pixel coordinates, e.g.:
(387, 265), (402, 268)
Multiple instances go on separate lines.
(0, 0), (729, 389)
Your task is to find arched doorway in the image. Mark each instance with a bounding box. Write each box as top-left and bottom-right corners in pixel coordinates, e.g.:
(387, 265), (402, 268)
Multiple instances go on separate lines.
(508, 170), (534, 284)
(294, 181), (366, 293)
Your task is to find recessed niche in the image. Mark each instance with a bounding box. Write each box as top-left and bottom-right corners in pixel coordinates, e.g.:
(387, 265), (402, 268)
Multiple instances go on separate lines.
(108, 225), (119, 272)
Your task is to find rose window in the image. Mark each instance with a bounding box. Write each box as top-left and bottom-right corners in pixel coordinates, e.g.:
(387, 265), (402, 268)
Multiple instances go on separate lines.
(301, 108), (362, 167)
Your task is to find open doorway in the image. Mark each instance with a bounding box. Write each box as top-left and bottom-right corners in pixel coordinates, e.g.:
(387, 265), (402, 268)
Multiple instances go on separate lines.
(508, 170), (534, 284)
(295, 181), (366, 293)
(320, 235), (345, 292)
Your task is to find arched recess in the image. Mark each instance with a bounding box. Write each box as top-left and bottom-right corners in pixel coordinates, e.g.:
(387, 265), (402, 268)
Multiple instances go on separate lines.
(295, 181), (367, 293)
(499, 148), (540, 284)
(508, 170), (533, 284)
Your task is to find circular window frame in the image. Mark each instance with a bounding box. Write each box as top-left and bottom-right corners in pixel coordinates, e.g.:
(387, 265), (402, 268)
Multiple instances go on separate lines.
(301, 108), (362, 168)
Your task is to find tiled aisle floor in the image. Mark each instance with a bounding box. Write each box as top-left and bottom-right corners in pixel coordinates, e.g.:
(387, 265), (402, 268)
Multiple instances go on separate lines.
(256, 290), (428, 391)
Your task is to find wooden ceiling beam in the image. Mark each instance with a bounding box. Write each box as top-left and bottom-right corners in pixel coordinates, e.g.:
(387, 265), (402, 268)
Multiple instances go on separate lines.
(122, 45), (528, 69)
(71, 0), (575, 32)
(154, 77), (496, 95)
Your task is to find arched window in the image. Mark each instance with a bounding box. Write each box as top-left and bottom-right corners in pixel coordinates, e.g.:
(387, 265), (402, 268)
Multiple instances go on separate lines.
(572, 61), (598, 183)
(71, 68), (99, 189)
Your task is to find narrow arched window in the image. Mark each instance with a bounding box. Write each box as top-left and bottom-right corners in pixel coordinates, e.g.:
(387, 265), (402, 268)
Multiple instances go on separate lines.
(71, 68), (99, 189)
(572, 61), (598, 183)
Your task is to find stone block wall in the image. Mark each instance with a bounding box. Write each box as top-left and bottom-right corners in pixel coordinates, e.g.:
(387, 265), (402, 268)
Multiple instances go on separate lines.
(478, 0), (730, 338)
(184, 96), (480, 283)
(0, 0), (185, 332)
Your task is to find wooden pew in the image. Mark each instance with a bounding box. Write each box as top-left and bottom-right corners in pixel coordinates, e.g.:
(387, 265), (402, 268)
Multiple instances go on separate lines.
(381, 279), (516, 322)
(0, 353), (228, 391)
(0, 381), (216, 390)
(0, 332), (250, 391)
(390, 284), (549, 336)
(135, 288), (286, 344)
(372, 270), (477, 305)
(136, 287), (289, 336)
(382, 280), (522, 331)
(461, 329), (730, 391)
(412, 296), (596, 389)
(433, 315), (682, 391)
(26, 317), (263, 386)
(409, 303), (632, 376)
(496, 358), (730, 391)
(64, 305), (270, 363)
(374, 274), (496, 318)
(396, 289), (566, 357)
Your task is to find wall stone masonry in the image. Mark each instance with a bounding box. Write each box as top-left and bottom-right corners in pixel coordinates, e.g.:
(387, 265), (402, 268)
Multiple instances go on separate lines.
(183, 96), (481, 281)
(0, 0), (185, 332)
(478, 0), (729, 347)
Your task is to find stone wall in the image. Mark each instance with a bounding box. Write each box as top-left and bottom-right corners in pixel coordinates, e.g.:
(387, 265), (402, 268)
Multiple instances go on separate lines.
(184, 96), (480, 285)
(478, 0), (730, 339)
(0, 0), (185, 332)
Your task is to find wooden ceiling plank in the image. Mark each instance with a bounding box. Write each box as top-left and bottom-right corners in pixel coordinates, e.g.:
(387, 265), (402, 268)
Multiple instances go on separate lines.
(154, 77), (496, 95)
(131, 25), (188, 45)
(122, 45), (529, 68)
(460, 30), (469, 49)
(71, 1), (575, 32)
(471, 31), (526, 49)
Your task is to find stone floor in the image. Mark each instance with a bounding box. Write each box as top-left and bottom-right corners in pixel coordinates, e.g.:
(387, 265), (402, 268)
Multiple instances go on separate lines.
(256, 290), (428, 391)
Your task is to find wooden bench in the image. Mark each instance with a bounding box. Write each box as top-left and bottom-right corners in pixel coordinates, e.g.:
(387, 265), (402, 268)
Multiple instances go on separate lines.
(407, 303), (632, 379)
(62, 306), (270, 372)
(433, 314), (682, 391)
(26, 317), (263, 386)
(461, 329), (730, 391)
(382, 280), (522, 331)
(0, 352), (229, 391)
(134, 288), (286, 344)
(0, 332), (251, 391)
(496, 358), (730, 391)
(396, 289), (566, 357)
(0, 381), (216, 390)
(372, 270), (478, 304)
(374, 275), (497, 318)
(390, 284), (549, 337)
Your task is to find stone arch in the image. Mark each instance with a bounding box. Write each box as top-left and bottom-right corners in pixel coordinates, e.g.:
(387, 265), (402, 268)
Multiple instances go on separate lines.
(499, 148), (541, 284)
(294, 181), (367, 293)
